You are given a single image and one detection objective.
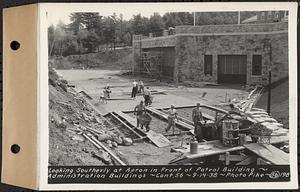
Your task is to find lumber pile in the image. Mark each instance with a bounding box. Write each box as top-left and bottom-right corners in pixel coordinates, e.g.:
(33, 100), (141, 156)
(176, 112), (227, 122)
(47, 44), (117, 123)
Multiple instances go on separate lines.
(239, 86), (264, 112)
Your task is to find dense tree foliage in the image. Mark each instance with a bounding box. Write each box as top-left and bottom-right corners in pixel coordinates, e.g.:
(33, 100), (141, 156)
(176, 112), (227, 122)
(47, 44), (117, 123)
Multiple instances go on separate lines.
(48, 11), (261, 56)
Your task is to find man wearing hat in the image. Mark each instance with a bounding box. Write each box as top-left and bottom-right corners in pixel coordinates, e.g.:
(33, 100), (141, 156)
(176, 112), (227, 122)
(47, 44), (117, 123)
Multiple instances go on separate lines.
(192, 103), (204, 141)
(165, 104), (178, 135)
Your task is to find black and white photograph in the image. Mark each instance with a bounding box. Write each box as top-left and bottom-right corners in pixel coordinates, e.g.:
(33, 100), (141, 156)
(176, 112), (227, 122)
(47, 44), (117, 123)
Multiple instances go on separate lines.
(44, 2), (297, 189)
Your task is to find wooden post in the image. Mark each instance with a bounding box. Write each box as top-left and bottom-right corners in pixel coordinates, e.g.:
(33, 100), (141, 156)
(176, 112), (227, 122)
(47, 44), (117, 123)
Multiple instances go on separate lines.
(225, 152), (230, 165)
(267, 70), (272, 114)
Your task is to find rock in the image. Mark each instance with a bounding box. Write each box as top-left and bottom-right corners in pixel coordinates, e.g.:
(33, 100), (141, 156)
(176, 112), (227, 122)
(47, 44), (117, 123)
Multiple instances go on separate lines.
(113, 136), (123, 145)
(106, 140), (112, 145)
(82, 148), (89, 153)
(123, 137), (133, 146)
(107, 143), (113, 148)
(97, 133), (112, 142)
(58, 120), (67, 129)
(91, 151), (111, 165)
(81, 113), (90, 121)
(60, 79), (68, 85)
(72, 135), (85, 142)
(112, 141), (118, 148)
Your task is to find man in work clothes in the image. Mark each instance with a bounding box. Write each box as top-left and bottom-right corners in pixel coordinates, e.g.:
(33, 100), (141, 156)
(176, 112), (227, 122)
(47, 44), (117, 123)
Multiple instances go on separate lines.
(131, 80), (138, 99)
(144, 87), (151, 106)
(192, 103), (204, 142)
(138, 80), (144, 93)
(134, 101), (146, 128)
(165, 104), (178, 135)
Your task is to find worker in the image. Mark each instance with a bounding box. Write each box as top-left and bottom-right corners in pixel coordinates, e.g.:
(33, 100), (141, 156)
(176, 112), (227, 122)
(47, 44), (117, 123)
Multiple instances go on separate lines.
(144, 87), (151, 106)
(140, 112), (152, 132)
(131, 79), (138, 99)
(138, 80), (144, 93)
(192, 103), (204, 141)
(229, 103), (243, 115)
(104, 84), (111, 99)
(165, 104), (178, 135)
(134, 101), (145, 128)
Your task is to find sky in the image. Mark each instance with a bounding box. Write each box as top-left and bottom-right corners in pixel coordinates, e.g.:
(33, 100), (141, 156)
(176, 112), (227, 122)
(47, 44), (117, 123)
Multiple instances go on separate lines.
(47, 11), (169, 26)
(45, 2), (290, 27)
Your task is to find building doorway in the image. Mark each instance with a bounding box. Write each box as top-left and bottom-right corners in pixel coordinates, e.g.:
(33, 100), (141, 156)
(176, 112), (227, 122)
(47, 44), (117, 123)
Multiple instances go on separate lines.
(217, 55), (247, 84)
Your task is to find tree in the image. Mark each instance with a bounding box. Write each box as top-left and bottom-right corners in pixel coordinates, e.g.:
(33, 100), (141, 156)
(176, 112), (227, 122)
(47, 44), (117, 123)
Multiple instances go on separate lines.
(81, 12), (102, 31)
(82, 31), (99, 53)
(148, 13), (164, 36)
(69, 13), (85, 35)
(48, 24), (55, 56)
(130, 14), (149, 35)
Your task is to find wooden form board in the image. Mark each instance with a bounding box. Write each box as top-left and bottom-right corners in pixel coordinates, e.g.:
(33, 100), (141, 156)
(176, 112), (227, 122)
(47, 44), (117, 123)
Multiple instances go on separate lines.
(114, 111), (137, 126)
(243, 143), (289, 165)
(114, 111), (171, 148)
(146, 130), (171, 147)
(2, 4), (38, 190)
(185, 140), (245, 159)
(173, 133), (289, 161)
(146, 107), (194, 130)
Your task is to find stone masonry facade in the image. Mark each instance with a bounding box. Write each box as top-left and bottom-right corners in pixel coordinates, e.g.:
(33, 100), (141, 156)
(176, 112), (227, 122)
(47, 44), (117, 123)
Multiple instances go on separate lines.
(132, 22), (288, 85)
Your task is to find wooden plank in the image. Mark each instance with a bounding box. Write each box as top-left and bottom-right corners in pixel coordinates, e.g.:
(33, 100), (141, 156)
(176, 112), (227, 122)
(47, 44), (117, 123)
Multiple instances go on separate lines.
(236, 156), (256, 165)
(257, 158), (271, 165)
(83, 134), (126, 166)
(79, 90), (93, 100)
(110, 112), (144, 139)
(219, 154), (247, 162)
(146, 130), (171, 148)
(146, 107), (194, 130)
(114, 111), (137, 126)
(243, 143), (289, 165)
(181, 140), (245, 159)
(161, 105), (216, 121)
(114, 111), (170, 147)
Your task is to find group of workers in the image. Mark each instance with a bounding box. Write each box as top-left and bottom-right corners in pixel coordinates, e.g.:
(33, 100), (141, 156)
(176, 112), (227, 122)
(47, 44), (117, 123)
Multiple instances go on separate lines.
(131, 79), (152, 106)
(100, 80), (241, 140)
(131, 80), (145, 99)
(133, 100), (207, 140)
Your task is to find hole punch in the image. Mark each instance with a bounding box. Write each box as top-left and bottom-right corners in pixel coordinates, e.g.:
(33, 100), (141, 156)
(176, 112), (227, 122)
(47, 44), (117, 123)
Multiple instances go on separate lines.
(11, 144), (20, 154)
(10, 41), (20, 50)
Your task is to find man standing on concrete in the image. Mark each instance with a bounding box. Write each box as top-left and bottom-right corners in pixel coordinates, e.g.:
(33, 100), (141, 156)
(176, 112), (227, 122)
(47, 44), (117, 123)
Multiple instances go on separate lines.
(134, 101), (145, 128)
(131, 79), (138, 99)
(192, 103), (204, 141)
(138, 80), (144, 93)
(104, 84), (111, 99)
(166, 104), (178, 135)
(144, 87), (151, 106)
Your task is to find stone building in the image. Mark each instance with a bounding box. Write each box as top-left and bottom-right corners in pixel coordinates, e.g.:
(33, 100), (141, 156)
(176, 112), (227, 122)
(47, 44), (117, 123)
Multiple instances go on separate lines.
(132, 21), (288, 85)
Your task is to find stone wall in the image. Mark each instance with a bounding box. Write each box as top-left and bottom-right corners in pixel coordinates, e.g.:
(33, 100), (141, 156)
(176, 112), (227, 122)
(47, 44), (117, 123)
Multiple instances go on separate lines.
(132, 35), (142, 73)
(175, 22), (288, 34)
(174, 32), (288, 85)
(141, 36), (176, 49)
(133, 23), (288, 85)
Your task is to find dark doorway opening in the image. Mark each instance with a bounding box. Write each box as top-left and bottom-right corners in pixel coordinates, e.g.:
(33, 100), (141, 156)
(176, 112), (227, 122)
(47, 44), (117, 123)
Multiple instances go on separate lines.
(218, 55), (247, 84)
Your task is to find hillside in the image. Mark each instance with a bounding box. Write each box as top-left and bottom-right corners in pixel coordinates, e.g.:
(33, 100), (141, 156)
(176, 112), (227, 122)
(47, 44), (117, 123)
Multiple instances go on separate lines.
(255, 79), (289, 128)
(48, 68), (123, 165)
(49, 47), (132, 71)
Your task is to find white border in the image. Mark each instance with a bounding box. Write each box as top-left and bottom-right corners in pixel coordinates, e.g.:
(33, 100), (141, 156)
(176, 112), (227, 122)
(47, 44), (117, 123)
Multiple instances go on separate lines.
(38, 2), (298, 190)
